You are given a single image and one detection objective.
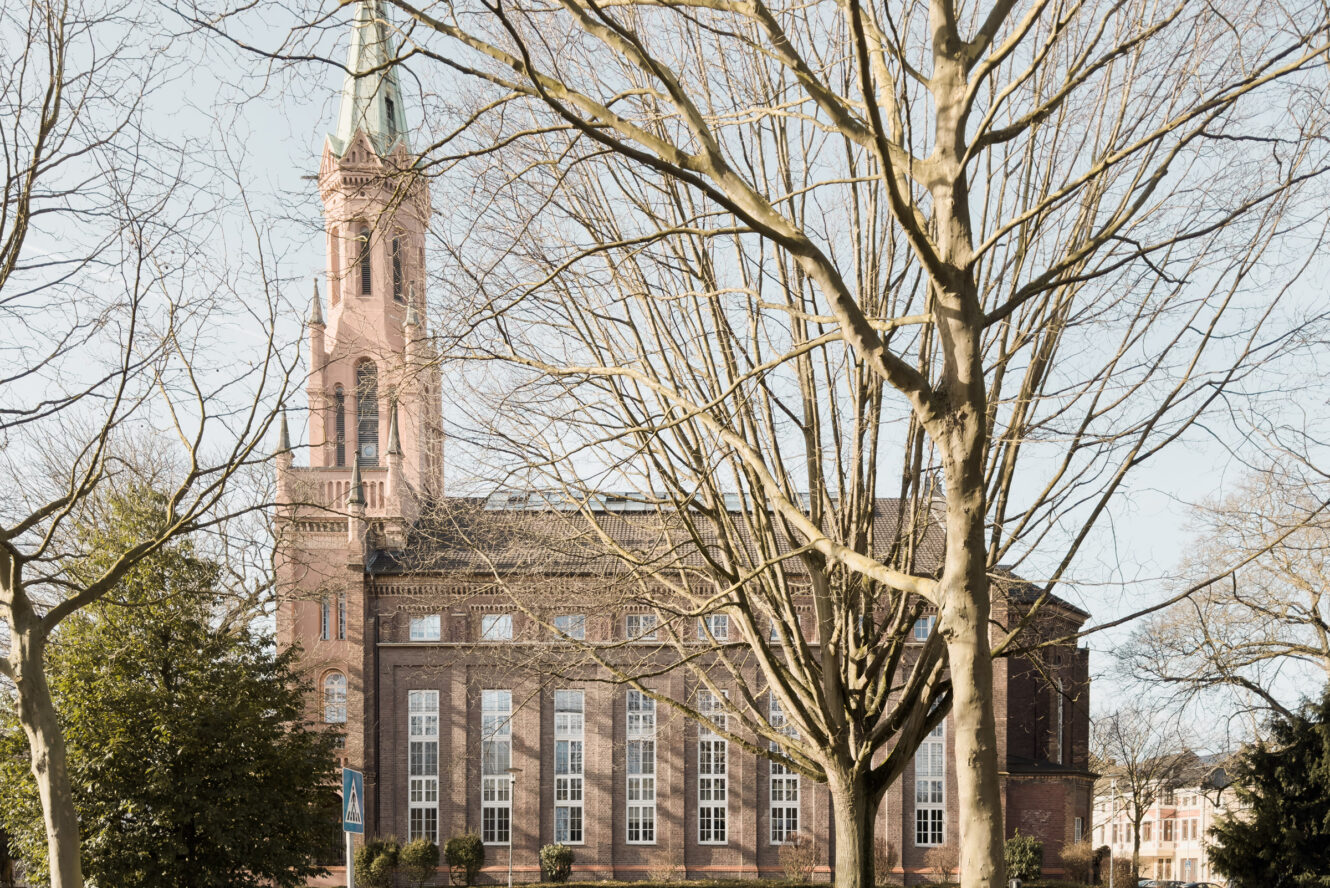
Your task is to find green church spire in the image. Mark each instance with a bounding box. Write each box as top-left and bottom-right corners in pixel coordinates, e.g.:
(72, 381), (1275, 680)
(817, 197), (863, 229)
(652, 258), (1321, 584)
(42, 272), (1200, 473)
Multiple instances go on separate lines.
(329, 0), (409, 158)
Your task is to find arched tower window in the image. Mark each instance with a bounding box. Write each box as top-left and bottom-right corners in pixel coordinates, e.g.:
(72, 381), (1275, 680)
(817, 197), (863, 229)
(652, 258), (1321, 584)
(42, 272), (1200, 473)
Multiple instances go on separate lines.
(356, 360), (379, 465)
(392, 235), (404, 303)
(333, 385), (346, 467)
(358, 226), (372, 296)
(323, 672), (348, 724)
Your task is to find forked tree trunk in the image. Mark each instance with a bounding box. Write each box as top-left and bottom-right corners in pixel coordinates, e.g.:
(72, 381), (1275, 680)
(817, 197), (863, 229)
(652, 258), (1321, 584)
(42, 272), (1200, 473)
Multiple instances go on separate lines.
(828, 768), (880, 888)
(10, 610), (85, 888)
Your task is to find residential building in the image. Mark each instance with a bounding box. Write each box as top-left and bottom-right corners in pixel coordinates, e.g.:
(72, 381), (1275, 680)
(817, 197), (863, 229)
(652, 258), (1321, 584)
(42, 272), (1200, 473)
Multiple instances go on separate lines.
(1093, 753), (1236, 885)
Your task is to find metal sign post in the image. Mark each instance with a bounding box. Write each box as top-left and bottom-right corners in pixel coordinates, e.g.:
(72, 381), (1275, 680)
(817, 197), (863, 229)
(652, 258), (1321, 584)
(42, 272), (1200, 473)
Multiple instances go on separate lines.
(343, 768), (365, 888)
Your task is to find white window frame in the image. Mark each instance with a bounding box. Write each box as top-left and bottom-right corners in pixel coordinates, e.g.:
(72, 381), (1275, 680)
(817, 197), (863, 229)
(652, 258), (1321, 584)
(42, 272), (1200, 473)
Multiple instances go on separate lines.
(697, 613), (729, 641)
(1074, 816), (1083, 842)
(626, 690), (656, 844)
(409, 614), (442, 641)
(320, 595), (331, 640)
(912, 614), (936, 641)
(337, 591), (347, 640)
(553, 614), (586, 641)
(769, 695), (800, 844)
(482, 689), (512, 844)
(408, 689), (439, 842)
(553, 690), (585, 844)
(1053, 676), (1065, 764)
(697, 690), (728, 844)
(323, 672), (347, 724)
(914, 722), (945, 846)
(626, 613), (658, 641)
(481, 613), (513, 641)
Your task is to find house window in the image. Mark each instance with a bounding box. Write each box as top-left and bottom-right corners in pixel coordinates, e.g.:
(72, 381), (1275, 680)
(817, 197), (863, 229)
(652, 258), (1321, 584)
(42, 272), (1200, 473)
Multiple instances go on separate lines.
(323, 672), (347, 724)
(553, 690), (584, 844)
(481, 690), (512, 844)
(698, 690), (728, 844)
(1142, 821), (1152, 842)
(697, 614), (729, 641)
(333, 385), (347, 466)
(1074, 816), (1083, 842)
(337, 591), (347, 640)
(769, 695), (799, 844)
(1163, 819), (1174, 841)
(408, 690), (439, 842)
(410, 615), (441, 641)
(358, 226), (372, 295)
(482, 614), (513, 641)
(1053, 676), (1065, 764)
(912, 615), (936, 641)
(553, 615), (585, 640)
(320, 595), (331, 640)
(914, 723), (945, 845)
(355, 360), (379, 465)
(626, 690), (656, 843)
(626, 613), (657, 641)
(392, 236), (404, 303)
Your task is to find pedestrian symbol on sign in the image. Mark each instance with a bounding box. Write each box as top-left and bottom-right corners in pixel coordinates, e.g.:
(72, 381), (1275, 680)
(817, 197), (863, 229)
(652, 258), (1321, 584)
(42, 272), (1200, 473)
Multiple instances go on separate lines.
(342, 768), (365, 834)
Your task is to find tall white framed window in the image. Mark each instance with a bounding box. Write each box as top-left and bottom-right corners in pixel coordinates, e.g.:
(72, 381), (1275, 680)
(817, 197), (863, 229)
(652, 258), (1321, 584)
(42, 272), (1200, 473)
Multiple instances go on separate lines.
(626, 690), (656, 843)
(323, 672), (347, 724)
(698, 614), (729, 641)
(553, 615), (586, 640)
(769, 695), (800, 844)
(482, 613), (513, 641)
(553, 690), (584, 844)
(626, 613), (658, 641)
(410, 614), (441, 641)
(320, 595), (331, 640)
(914, 722), (945, 845)
(482, 690), (512, 844)
(1053, 676), (1065, 764)
(408, 690), (439, 842)
(337, 591), (347, 640)
(697, 690), (728, 844)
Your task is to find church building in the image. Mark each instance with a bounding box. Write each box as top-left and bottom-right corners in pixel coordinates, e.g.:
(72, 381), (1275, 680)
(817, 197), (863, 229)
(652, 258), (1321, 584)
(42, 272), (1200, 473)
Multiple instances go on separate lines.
(274, 3), (1096, 883)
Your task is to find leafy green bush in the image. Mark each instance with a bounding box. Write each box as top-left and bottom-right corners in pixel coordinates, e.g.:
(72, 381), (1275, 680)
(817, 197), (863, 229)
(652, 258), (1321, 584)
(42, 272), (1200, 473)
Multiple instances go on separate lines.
(444, 832), (486, 886)
(401, 837), (440, 887)
(540, 843), (575, 882)
(354, 837), (401, 888)
(1004, 830), (1043, 881)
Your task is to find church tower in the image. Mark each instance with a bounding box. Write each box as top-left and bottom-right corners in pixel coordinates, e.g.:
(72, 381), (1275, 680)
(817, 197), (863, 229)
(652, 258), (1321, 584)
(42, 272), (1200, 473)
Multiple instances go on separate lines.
(275, 0), (439, 794)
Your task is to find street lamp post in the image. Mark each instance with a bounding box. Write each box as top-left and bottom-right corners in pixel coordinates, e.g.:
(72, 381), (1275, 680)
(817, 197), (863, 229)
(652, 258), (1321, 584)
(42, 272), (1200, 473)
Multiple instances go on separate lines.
(507, 767), (522, 888)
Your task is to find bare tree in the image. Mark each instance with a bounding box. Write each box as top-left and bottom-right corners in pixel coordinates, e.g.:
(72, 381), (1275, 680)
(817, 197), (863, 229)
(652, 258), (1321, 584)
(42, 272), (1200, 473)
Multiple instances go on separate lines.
(1123, 464), (1330, 722)
(1092, 708), (1194, 879)
(0, 2), (295, 886)
(194, 0), (1330, 885)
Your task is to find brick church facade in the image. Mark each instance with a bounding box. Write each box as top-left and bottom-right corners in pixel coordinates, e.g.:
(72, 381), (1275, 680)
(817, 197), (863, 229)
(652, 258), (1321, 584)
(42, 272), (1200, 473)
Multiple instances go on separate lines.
(274, 4), (1096, 883)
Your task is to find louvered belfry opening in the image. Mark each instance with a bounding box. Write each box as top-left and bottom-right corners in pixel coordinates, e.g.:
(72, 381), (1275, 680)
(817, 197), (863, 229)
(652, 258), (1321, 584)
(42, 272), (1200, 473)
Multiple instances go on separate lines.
(356, 359), (379, 465)
(334, 385), (347, 466)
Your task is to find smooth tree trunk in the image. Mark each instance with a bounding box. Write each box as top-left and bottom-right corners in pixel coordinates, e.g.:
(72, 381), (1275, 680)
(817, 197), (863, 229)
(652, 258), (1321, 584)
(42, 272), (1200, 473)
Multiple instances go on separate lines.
(9, 598), (85, 888)
(828, 768), (881, 888)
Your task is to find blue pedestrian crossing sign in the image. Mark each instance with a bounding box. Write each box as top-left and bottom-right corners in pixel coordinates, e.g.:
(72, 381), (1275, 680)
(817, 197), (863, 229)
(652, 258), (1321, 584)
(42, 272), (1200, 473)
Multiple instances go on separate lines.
(342, 768), (365, 834)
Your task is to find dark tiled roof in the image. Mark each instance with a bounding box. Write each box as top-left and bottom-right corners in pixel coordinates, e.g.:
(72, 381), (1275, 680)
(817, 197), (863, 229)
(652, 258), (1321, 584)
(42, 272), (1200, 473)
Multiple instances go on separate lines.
(367, 496), (1088, 621)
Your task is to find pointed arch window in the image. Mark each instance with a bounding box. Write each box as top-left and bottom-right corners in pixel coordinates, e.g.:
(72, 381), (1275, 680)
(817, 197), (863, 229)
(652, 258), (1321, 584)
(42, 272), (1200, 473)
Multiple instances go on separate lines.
(333, 385), (346, 467)
(358, 226), (372, 296)
(323, 672), (347, 724)
(356, 359), (379, 465)
(392, 236), (405, 303)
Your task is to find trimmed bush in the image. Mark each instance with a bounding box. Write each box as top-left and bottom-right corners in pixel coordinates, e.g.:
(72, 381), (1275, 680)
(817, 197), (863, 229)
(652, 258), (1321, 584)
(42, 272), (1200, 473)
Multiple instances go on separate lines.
(444, 831), (486, 887)
(401, 837), (441, 887)
(777, 832), (819, 883)
(354, 837), (401, 888)
(541, 843), (575, 882)
(1005, 830), (1044, 881)
(1058, 839), (1094, 884)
